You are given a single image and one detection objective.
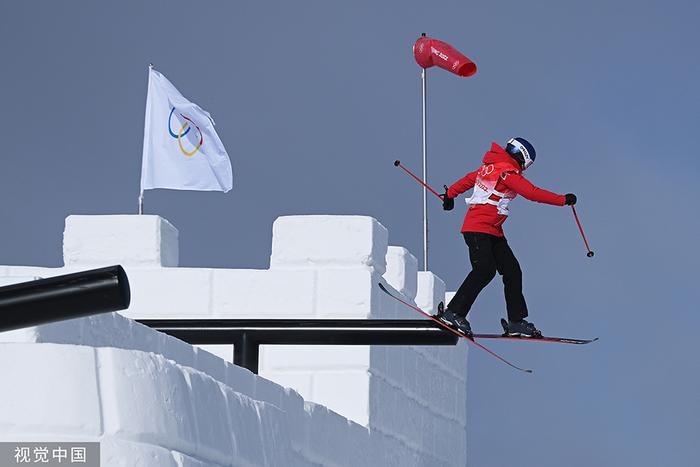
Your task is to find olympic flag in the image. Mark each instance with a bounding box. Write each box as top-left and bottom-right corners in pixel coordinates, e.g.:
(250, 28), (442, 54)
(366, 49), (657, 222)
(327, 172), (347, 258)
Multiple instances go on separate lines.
(140, 67), (233, 194)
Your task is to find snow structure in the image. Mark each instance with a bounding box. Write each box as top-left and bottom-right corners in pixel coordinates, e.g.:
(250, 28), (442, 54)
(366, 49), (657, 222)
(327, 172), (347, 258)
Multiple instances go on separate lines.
(0, 215), (468, 466)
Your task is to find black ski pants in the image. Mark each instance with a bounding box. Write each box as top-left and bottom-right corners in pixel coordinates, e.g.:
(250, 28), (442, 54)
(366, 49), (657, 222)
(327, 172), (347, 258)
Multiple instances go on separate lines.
(447, 232), (528, 321)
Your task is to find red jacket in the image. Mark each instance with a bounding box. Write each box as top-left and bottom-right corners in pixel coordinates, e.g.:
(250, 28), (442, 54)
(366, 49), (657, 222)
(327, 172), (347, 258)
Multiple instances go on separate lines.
(447, 143), (566, 237)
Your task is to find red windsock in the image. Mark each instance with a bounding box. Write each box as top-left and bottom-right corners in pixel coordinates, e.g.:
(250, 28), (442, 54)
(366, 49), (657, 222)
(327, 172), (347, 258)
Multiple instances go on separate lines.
(413, 35), (477, 77)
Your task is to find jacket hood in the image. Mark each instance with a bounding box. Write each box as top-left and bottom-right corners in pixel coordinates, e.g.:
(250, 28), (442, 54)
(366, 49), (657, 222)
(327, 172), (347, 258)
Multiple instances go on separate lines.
(483, 142), (521, 171)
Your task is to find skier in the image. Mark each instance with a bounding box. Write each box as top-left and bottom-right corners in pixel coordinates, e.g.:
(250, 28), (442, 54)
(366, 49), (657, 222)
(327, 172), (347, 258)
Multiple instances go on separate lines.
(438, 138), (577, 338)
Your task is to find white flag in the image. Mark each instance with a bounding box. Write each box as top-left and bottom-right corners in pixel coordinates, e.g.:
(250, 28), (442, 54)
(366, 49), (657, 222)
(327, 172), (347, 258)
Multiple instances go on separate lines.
(140, 67), (233, 192)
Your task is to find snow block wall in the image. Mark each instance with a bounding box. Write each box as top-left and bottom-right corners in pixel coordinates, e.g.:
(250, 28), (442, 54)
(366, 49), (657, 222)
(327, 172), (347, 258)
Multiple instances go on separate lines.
(0, 334), (373, 466)
(0, 214), (467, 466)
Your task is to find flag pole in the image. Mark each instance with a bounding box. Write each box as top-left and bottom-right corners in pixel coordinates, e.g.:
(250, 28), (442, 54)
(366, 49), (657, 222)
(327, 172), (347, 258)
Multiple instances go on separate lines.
(420, 33), (428, 272)
(138, 63), (155, 215)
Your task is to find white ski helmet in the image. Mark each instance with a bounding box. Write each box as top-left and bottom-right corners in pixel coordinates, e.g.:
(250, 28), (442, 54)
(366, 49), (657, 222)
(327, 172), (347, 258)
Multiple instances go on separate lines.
(506, 137), (536, 170)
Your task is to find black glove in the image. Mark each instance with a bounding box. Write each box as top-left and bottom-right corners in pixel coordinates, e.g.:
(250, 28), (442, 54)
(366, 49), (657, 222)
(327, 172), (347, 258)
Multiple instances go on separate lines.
(565, 193), (577, 205)
(442, 185), (454, 211)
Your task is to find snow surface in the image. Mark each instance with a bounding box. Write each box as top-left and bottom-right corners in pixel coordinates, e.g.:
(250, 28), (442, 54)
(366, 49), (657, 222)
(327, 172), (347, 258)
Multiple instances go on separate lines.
(0, 214), (467, 466)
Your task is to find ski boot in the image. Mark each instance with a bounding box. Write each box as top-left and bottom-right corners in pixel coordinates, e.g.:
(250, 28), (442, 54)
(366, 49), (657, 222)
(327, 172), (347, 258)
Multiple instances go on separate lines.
(438, 304), (473, 338)
(501, 318), (542, 338)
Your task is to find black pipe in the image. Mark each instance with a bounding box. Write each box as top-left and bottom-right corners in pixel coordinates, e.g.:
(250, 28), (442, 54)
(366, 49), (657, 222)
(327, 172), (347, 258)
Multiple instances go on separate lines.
(138, 318), (459, 373)
(233, 332), (259, 373)
(138, 319), (458, 346)
(0, 265), (130, 332)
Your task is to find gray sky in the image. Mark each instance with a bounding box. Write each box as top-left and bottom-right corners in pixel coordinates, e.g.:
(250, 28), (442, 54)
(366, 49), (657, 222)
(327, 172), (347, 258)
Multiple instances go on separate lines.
(2, 1), (699, 465)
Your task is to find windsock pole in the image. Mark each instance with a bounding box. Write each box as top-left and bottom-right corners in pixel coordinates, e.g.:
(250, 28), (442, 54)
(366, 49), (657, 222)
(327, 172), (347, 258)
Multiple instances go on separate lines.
(421, 53), (429, 272)
(411, 32), (476, 270)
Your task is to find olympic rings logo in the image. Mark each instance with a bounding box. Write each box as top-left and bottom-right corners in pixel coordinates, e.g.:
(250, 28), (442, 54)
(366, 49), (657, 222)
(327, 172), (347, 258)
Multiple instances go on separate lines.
(478, 164), (494, 177)
(168, 108), (203, 157)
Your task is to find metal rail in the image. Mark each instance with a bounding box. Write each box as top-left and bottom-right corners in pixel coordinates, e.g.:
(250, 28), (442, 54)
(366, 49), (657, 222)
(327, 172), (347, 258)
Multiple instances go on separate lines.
(137, 318), (458, 373)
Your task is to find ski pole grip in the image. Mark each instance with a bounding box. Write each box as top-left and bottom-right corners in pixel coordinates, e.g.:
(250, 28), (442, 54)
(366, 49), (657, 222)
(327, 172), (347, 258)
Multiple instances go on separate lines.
(394, 160), (401, 166)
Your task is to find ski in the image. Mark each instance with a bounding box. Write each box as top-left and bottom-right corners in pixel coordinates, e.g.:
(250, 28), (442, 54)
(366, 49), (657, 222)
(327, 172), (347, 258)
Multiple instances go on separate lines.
(378, 282), (533, 374)
(472, 334), (598, 345)
(472, 318), (598, 345)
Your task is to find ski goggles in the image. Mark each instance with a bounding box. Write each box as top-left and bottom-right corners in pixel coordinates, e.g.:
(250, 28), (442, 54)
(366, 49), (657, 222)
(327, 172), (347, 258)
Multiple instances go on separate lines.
(506, 138), (534, 170)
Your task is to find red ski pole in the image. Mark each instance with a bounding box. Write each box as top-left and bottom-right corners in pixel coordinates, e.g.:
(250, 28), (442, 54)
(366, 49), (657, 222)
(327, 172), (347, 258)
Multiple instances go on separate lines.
(394, 160), (443, 200)
(571, 205), (594, 258)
